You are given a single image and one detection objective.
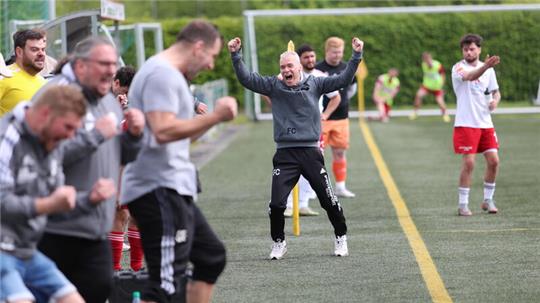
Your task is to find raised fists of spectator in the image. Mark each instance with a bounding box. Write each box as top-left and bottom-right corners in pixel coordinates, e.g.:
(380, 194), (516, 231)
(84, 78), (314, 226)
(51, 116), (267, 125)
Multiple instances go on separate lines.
(351, 37), (364, 53)
(214, 96), (238, 122)
(196, 102), (208, 115)
(89, 178), (116, 205)
(117, 94), (128, 109)
(95, 113), (119, 139)
(123, 108), (145, 137)
(228, 38), (242, 53)
(37, 186), (77, 215)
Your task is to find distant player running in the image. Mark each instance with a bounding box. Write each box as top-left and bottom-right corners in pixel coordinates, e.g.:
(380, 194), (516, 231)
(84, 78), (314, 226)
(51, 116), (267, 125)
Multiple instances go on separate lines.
(410, 52), (450, 122)
(451, 34), (501, 216)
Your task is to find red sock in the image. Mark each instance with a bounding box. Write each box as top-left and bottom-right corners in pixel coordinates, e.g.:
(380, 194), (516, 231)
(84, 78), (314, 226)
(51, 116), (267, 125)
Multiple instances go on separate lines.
(109, 231), (124, 271)
(127, 228), (143, 272)
(332, 159), (347, 183)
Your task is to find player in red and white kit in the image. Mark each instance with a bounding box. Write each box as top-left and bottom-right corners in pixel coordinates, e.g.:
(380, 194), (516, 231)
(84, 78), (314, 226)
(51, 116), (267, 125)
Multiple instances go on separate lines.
(451, 33), (501, 216)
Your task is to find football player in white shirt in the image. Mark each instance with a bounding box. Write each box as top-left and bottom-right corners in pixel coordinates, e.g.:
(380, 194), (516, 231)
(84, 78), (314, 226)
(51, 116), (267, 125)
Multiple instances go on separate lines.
(451, 33), (501, 216)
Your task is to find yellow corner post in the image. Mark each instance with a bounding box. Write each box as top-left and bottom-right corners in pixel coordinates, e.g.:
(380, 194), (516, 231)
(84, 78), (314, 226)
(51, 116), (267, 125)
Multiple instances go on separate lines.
(356, 60), (368, 125)
(292, 184), (300, 236)
(287, 40), (301, 236)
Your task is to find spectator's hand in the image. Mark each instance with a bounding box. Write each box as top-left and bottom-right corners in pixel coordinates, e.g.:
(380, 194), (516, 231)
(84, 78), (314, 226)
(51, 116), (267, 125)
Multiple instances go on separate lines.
(48, 186), (77, 213)
(95, 114), (119, 139)
(484, 55), (500, 68)
(89, 178), (116, 205)
(352, 37), (364, 52)
(124, 108), (145, 137)
(214, 96), (237, 122)
(321, 113), (329, 121)
(228, 38), (242, 53)
(196, 102), (208, 115)
(117, 94), (128, 109)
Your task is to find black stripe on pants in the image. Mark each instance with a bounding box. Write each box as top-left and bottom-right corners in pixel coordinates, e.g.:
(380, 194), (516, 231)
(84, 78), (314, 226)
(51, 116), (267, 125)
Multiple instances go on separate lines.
(127, 188), (226, 303)
(269, 147), (347, 241)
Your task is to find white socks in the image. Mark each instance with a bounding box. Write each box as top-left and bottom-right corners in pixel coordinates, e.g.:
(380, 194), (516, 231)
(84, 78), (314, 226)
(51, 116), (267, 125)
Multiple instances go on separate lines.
(459, 182), (496, 206)
(483, 182), (496, 201)
(458, 187), (470, 206)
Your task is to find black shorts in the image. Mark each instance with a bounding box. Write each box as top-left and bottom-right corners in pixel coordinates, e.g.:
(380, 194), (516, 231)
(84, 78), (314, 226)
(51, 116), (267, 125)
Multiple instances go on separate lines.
(127, 188), (226, 302)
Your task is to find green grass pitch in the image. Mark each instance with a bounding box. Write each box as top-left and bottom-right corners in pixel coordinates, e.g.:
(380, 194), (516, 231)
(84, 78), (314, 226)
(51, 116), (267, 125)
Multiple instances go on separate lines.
(196, 114), (540, 303)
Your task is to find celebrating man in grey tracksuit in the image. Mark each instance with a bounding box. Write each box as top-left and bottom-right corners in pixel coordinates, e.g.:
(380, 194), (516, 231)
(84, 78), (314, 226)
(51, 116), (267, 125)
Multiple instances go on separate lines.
(228, 36), (364, 259)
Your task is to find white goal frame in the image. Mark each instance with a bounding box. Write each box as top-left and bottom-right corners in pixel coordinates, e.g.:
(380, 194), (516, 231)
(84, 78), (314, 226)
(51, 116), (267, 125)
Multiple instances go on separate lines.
(242, 4), (540, 121)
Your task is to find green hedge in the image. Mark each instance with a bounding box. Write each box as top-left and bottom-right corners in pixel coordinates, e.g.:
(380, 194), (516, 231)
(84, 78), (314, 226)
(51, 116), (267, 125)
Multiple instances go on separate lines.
(156, 11), (539, 108)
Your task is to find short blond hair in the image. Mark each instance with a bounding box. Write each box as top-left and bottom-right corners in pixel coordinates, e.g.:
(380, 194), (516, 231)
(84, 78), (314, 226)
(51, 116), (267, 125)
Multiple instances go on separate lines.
(325, 37), (344, 52)
(34, 85), (87, 117)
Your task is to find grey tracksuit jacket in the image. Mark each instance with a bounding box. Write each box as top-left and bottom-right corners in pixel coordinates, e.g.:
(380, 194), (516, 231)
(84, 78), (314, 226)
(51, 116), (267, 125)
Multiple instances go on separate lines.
(231, 50), (362, 149)
(34, 63), (142, 240)
(0, 116), (65, 259)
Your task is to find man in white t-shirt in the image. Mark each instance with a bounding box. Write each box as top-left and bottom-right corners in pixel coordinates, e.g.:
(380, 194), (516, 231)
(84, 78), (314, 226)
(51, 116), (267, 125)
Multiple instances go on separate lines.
(451, 33), (501, 216)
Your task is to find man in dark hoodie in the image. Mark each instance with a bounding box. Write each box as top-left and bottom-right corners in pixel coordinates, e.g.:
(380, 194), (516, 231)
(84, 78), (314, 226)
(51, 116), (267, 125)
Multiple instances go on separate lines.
(228, 36), (364, 260)
(36, 36), (145, 303)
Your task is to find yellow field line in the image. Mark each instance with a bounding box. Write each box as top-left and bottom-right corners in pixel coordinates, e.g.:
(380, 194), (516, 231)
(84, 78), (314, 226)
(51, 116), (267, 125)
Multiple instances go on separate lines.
(359, 119), (452, 303)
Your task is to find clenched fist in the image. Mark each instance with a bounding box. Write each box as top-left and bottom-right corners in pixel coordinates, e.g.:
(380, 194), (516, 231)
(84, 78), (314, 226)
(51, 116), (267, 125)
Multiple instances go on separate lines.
(214, 96), (238, 122)
(351, 37), (364, 52)
(95, 114), (119, 139)
(228, 37), (242, 53)
(89, 178), (117, 205)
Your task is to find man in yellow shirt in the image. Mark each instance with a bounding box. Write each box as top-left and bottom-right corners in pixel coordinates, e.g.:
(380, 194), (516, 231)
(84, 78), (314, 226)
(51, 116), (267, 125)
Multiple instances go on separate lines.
(0, 29), (47, 116)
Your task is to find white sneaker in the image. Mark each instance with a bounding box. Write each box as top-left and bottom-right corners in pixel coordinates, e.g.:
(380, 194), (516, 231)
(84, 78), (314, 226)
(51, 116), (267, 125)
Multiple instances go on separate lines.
(334, 235), (348, 257)
(269, 240), (287, 260)
(283, 208), (293, 217)
(335, 187), (356, 198)
(481, 199), (498, 214)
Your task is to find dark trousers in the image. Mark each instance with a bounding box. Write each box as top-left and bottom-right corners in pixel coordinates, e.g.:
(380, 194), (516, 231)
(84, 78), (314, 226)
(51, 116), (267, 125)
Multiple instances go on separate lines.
(269, 147), (347, 241)
(38, 234), (113, 303)
(128, 188), (226, 303)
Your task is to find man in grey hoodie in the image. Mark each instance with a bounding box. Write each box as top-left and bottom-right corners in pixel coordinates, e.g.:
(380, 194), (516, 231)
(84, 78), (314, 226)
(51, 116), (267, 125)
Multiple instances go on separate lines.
(228, 36), (364, 260)
(0, 84), (115, 303)
(36, 37), (145, 303)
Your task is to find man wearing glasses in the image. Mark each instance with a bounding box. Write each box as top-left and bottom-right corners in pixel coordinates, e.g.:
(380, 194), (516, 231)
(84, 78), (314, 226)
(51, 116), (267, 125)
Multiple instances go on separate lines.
(34, 36), (145, 303)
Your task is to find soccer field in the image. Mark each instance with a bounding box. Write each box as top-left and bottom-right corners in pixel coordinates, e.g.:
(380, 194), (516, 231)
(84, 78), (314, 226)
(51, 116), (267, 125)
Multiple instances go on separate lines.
(196, 114), (540, 303)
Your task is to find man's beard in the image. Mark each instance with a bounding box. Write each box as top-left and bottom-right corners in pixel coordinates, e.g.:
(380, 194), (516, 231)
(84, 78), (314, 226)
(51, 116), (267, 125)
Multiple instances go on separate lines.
(465, 56), (478, 64)
(22, 57), (44, 75)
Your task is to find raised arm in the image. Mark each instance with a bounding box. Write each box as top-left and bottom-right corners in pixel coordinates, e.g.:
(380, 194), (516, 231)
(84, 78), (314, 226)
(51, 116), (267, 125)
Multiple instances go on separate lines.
(228, 37), (274, 96)
(147, 96), (237, 144)
(461, 55), (500, 81)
